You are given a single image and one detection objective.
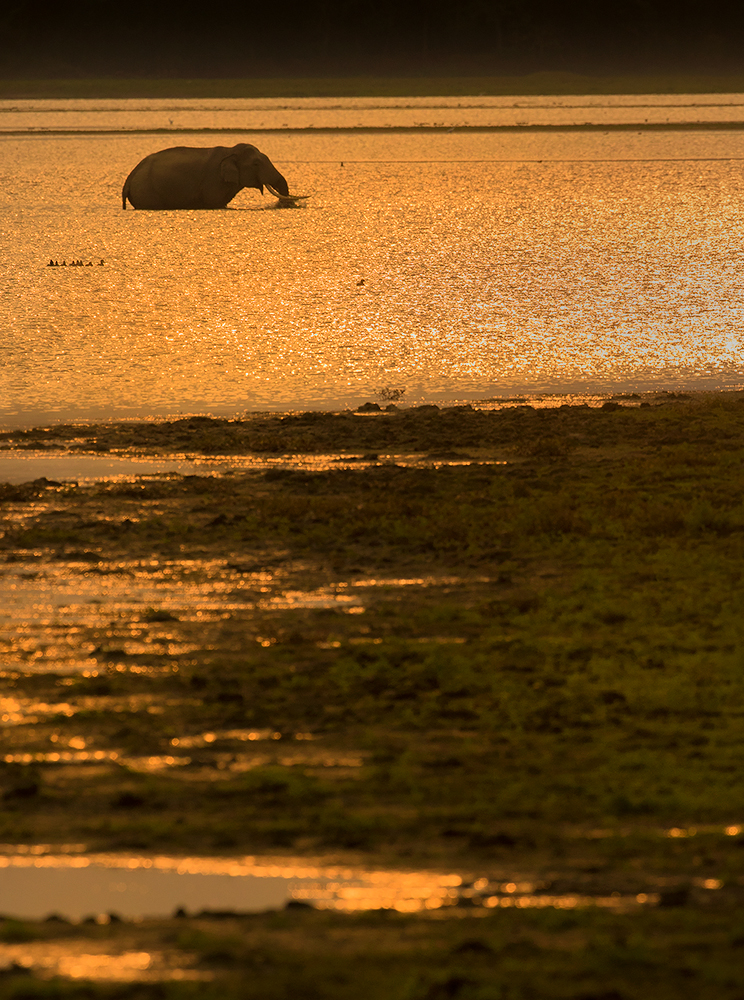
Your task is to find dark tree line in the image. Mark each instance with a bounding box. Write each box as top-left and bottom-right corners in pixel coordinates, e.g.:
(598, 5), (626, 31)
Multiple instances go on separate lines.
(2, 0), (744, 77)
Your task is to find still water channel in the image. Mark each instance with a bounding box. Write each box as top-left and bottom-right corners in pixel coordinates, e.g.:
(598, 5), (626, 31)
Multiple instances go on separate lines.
(0, 847), (647, 921)
(0, 847), (659, 981)
(2, 94), (744, 427)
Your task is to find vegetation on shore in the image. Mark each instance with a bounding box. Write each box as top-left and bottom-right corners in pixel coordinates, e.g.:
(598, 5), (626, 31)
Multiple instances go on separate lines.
(1, 394), (744, 863)
(2, 393), (744, 995)
(2, 902), (744, 999)
(3, 72), (744, 100)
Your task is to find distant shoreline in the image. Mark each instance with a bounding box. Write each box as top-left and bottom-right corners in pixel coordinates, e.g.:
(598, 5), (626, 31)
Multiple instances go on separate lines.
(3, 72), (744, 100)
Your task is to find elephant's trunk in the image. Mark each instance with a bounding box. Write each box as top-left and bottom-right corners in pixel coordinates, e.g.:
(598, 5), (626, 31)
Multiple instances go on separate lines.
(263, 169), (289, 198)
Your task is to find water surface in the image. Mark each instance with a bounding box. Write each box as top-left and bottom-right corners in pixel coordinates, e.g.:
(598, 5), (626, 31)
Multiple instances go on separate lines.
(2, 94), (744, 423)
(3, 93), (744, 132)
(0, 848), (647, 922)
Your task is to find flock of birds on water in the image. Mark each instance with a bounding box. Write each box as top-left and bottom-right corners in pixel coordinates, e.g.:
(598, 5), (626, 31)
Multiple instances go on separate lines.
(47, 260), (105, 266)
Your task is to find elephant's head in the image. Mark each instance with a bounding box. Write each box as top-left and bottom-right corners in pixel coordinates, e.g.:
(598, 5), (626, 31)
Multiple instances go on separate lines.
(220, 143), (289, 197)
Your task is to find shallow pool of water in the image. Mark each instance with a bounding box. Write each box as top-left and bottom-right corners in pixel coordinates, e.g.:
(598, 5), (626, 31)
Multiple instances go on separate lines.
(0, 453), (225, 484)
(0, 447), (502, 484)
(0, 848), (652, 923)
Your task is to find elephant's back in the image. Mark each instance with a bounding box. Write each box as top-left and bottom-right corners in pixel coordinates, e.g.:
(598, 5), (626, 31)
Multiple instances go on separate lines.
(122, 152), (164, 209)
(123, 146), (228, 209)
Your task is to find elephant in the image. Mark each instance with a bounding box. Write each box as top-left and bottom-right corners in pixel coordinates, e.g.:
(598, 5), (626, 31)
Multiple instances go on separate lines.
(121, 143), (290, 210)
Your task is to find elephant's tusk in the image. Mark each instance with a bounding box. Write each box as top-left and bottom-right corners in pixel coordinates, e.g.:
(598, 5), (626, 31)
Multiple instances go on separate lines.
(266, 184), (309, 201)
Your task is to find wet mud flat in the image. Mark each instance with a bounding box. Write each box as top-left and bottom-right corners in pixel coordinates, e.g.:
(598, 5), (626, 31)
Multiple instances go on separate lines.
(2, 394), (744, 996)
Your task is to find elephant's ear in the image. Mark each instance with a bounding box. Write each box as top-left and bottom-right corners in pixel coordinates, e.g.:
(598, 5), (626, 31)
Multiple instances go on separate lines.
(220, 155), (240, 184)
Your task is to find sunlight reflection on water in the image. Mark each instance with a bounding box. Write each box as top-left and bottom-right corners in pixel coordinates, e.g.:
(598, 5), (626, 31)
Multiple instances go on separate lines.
(0, 849), (657, 930)
(0, 942), (210, 983)
(2, 96), (744, 426)
(0, 448), (501, 484)
(0, 544), (483, 675)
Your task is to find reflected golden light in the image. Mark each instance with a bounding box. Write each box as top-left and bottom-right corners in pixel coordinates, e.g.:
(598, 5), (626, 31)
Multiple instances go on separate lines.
(0, 941), (213, 983)
(0, 846), (686, 922)
(5, 108), (744, 426)
(3, 750), (119, 764)
(122, 756), (191, 772)
(1, 548), (491, 682)
(170, 728), (281, 748)
(60, 952), (151, 979)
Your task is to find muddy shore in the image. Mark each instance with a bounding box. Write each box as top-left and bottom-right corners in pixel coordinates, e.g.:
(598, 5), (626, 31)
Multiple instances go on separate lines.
(2, 393), (744, 996)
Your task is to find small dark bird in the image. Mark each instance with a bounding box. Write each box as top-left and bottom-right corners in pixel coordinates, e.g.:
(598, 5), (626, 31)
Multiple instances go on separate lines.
(356, 278), (365, 286)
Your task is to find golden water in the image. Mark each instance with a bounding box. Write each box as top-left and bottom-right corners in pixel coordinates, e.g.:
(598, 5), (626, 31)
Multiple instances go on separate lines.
(0, 846), (661, 980)
(2, 95), (744, 426)
(0, 846), (658, 927)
